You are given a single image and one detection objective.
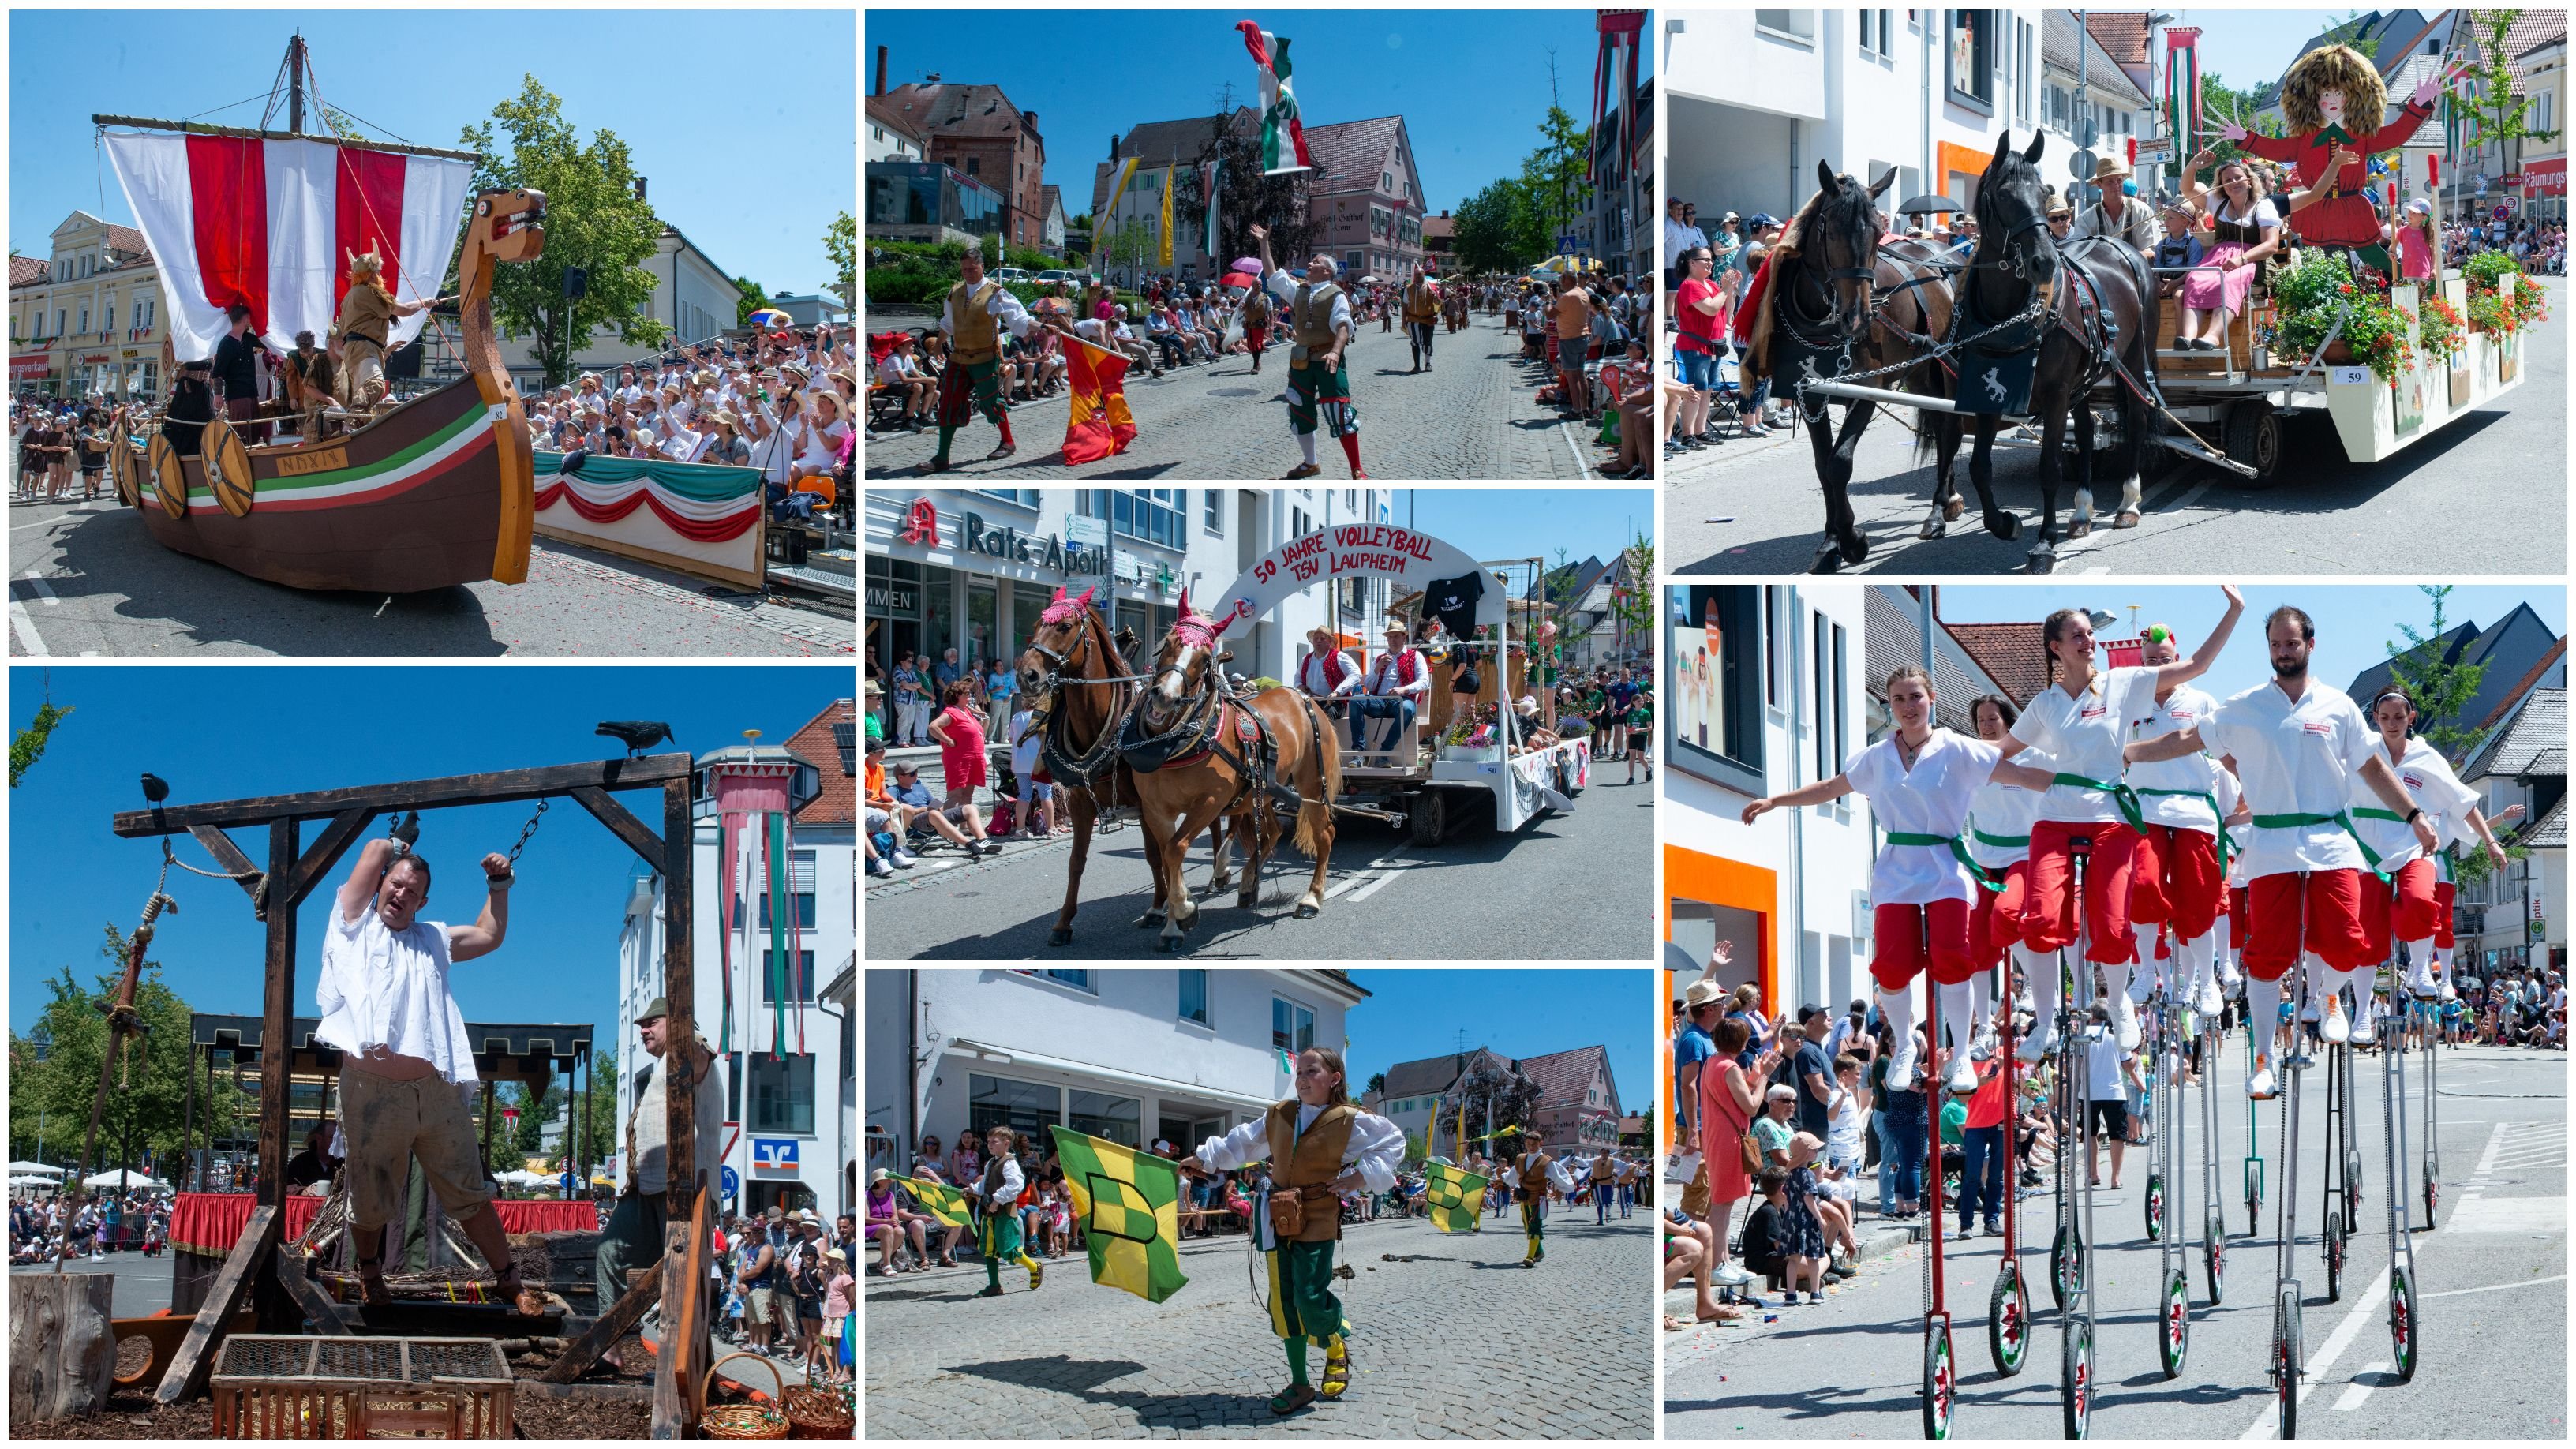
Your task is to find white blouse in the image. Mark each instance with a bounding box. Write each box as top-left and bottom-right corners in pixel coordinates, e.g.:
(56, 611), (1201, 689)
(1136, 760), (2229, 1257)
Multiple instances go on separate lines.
(314, 904), (479, 1085)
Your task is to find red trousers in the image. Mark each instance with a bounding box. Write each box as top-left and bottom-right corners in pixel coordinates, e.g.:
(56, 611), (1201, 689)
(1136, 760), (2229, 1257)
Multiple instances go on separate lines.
(1971, 863), (2028, 971)
(2230, 886), (2249, 942)
(2020, 819), (2142, 964)
(2130, 824), (2223, 940)
(2435, 881), (2458, 949)
(2357, 858), (2441, 964)
(2241, 869), (2375, 980)
(1874, 899), (1975, 990)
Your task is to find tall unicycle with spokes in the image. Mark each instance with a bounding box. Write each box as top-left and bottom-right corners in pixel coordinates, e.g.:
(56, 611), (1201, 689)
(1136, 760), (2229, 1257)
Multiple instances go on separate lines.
(1990, 949), (2030, 1378)
(1923, 938), (1959, 1440)
(2420, 969), (2442, 1232)
(2376, 952), (2423, 1383)
(2320, 1030), (2348, 1303)
(2155, 973), (2191, 1379)
(2268, 879), (2314, 1439)
(2058, 836), (2098, 1440)
(2242, 1022), (2267, 1238)
(2199, 987), (2226, 1305)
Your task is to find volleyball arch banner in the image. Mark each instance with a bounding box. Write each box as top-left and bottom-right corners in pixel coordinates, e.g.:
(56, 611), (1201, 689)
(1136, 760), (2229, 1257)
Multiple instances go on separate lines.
(1207, 525), (1504, 638)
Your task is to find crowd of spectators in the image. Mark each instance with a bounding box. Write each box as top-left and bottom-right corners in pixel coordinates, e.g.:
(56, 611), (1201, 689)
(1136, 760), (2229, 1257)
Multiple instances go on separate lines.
(10, 1188), (171, 1265)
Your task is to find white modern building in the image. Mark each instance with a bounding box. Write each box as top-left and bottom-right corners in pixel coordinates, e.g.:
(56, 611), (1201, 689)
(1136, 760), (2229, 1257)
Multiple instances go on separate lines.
(2039, 11), (2153, 204)
(1663, 584), (1878, 1046)
(1665, 9), (2043, 230)
(864, 488), (1413, 691)
(616, 704), (858, 1222)
(863, 969), (1368, 1172)
(2458, 686), (2567, 975)
(488, 225), (746, 388)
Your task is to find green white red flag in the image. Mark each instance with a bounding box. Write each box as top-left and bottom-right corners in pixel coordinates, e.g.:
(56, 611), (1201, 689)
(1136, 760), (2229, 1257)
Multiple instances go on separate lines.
(2164, 27), (2200, 169)
(1237, 21), (1314, 175)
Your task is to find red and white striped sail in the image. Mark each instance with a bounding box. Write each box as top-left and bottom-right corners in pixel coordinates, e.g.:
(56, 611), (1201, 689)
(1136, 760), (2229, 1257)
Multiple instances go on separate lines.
(103, 132), (473, 362)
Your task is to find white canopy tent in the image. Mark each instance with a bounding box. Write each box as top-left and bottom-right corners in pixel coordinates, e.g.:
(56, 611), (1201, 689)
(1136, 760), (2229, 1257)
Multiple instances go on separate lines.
(79, 1170), (170, 1190)
(7, 1161), (65, 1176)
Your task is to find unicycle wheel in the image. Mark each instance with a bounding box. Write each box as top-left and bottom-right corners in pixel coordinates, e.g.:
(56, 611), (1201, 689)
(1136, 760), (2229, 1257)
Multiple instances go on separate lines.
(2061, 1314), (2094, 1440)
(2343, 1151), (2363, 1233)
(2144, 1174), (2165, 1241)
(2159, 1268), (2191, 1380)
(1923, 1319), (1956, 1438)
(2390, 1265), (2417, 1383)
(2274, 1286), (2303, 1439)
(2423, 1170), (2440, 1232)
(2203, 1219), (2226, 1304)
(2324, 1222), (2345, 1303)
(2049, 1223), (2084, 1308)
(1988, 1263), (2028, 1377)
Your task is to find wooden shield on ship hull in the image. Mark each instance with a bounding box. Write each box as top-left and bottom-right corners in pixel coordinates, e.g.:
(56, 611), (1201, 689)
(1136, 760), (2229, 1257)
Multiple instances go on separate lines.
(147, 432), (186, 519)
(203, 414), (256, 519)
(140, 374), (526, 593)
(110, 429), (140, 509)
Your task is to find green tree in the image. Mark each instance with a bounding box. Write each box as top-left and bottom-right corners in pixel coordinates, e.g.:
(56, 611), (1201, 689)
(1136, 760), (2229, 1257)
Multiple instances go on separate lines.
(10, 928), (243, 1182)
(2382, 585), (2492, 758)
(824, 211), (857, 311)
(2456, 10), (2562, 167)
(1365, 1070), (1388, 1098)
(1522, 102), (1594, 253)
(1453, 176), (1548, 275)
(12, 692), (70, 789)
(574, 1052), (622, 1181)
(732, 275), (769, 326)
(1182, 110), (1316, 276)
(458, 75), (669, 388)
(1612, 537), (1656, 653)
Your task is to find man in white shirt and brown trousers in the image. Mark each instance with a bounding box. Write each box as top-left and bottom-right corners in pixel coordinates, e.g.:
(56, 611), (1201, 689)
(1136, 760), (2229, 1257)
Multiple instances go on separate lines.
(318, 833), (546, 1316)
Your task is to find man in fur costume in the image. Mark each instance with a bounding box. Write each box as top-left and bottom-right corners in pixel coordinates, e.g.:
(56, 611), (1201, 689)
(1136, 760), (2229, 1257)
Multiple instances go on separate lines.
(2224, 43), (2440, 276)
(335, 245), (451, 409)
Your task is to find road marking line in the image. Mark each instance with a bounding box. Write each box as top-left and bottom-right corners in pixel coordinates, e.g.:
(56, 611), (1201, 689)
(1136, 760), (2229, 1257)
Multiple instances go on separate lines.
(9, 596), (47, 656)
(1558, 419), (1597, 480)
(2239, 1264), (2393, 1440)
(22, 571), (59, 606)
(2332, 1361), (2389, 1411)
(1342, 858), (1421, 905)
(2418, 1272), (2566, 1301)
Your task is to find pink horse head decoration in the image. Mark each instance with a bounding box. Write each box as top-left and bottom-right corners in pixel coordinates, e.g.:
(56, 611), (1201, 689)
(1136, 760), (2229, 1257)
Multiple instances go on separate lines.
(1170, 587), (1219, 650)
(1038, 584), (1097, 627)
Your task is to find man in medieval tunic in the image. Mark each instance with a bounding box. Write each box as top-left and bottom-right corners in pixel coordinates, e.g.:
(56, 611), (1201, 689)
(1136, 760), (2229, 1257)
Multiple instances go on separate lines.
(1184, 1046), (1402, 1417)
(1501, 1129), (1574, 1266)
(929, 245), (1046, 473)
(335, 247), (447, 410)
(1251, 223), (1367, 481)
(284, 330), (339, 441)
(1402, 264), (1441, 373)
(2226, 43), (2440, 279)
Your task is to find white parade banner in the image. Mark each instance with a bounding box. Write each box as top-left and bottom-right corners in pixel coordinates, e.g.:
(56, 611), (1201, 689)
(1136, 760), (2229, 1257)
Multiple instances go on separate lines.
(1207, 524), (1505, 638)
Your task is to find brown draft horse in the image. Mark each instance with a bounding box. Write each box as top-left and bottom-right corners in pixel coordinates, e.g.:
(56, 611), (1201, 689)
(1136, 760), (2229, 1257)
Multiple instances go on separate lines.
(1015, 585), (1163, 948)
(1122, 593), (1342, 953)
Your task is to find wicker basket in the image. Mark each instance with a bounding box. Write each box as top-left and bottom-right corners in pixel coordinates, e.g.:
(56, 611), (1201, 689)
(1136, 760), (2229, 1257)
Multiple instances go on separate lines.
(784, 1383), (854, 1439)
(698, 1351), (790, 1440)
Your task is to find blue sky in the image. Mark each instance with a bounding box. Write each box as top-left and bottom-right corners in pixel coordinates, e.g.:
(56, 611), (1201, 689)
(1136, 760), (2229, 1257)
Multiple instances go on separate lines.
(2173, 9), (2435, 97)
(9, 666), (851, 1058)
(862, 8), (1649, 215)
(1406, 488), (1654, 575)
(1927, 584), (2563, 704)
(10, 11), (853, 298)
(1344, 968), (1653, 1125)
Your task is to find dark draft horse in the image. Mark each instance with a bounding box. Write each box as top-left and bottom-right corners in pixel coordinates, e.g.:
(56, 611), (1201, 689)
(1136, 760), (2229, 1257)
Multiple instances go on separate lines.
(1929, 129), (2157, 573)
(1751, 159), (2021, 572)
(1124, 593), (1341, 953)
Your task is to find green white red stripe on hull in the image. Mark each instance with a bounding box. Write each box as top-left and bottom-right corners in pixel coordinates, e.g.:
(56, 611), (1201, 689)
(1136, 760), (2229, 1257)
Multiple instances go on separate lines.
(181, 402), (504, 513)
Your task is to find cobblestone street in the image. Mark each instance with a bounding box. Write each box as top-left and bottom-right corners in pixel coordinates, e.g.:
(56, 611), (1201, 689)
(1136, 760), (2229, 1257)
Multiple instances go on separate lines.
(863, 1211), (1652, 1436)
(862, 313), (1616, 481)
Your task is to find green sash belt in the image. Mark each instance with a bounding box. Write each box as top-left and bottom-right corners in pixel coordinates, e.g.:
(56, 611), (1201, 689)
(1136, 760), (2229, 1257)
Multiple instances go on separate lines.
(2249, 811), (2391, 880)
(1971, 828), (2030, 849)
(1885, 831), (2001, 893)
(2050, 773), (2146, 833)
(2133, 787), (2233, 871)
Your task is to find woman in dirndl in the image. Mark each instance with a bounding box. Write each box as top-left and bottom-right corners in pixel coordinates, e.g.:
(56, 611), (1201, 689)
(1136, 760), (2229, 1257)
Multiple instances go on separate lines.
(2174, 152), (2285, 352)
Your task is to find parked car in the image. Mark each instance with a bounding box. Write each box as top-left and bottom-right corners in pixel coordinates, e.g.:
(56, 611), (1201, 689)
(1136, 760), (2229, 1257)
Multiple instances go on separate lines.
(992, 267), (1034, 284)
(1036, 268), (1084, 286)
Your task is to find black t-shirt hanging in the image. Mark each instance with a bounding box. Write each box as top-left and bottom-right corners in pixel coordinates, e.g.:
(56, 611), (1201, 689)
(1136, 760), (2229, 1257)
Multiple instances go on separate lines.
(1423, 570), (1484, 641)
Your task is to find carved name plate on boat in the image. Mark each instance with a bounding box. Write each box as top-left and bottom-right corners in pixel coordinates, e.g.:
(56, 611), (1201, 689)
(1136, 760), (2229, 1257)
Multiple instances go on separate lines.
(275, 446), (349, 477)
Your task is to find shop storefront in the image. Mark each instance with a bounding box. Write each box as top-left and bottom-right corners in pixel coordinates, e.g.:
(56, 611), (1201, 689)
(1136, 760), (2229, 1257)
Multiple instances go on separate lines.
(2523, 157), (2565, 223)
(864, 491), (1189, 706)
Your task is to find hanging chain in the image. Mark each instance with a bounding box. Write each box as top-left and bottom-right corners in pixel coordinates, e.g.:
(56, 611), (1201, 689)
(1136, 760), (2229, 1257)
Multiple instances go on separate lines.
(505, 798), (551, 871)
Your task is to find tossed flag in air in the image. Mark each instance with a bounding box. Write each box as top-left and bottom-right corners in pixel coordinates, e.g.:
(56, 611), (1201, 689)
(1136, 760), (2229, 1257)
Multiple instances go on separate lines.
(1423, 1162), (1488, 1234)
(1060, 334), (1138, 466)
(1050, 1125), (1191, 1304)
(1159, 159), (1176, 268)
(1237, 21), (1316, 174)
(898, 1176), (973, 1228)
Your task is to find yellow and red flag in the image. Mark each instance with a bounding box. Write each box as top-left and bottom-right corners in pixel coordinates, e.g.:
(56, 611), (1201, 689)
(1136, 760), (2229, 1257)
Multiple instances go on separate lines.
(1062, 334), (1138, 465)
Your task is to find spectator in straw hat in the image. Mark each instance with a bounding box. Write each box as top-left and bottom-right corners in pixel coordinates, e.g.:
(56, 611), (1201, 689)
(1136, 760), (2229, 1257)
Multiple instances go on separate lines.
(2072, 153), (2161, 260)
(700, 409), (752, 466)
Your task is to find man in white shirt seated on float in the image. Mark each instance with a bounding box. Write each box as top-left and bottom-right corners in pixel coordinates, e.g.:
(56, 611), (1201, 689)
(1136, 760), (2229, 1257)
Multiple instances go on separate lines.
(316, 827), (548, 1316)
(1297, 625), (1361, 746)
(1350, 624), (1432, 758)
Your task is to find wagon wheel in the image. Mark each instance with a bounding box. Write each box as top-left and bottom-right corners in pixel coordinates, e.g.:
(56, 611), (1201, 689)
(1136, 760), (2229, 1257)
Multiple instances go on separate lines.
(146, 431), (188, 520)
(202, 414), (256, 519)
(110, 429), (140, 508)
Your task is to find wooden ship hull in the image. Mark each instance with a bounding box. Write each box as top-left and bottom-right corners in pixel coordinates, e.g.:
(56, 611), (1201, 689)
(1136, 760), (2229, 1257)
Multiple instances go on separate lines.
(119, 371), (532, 593)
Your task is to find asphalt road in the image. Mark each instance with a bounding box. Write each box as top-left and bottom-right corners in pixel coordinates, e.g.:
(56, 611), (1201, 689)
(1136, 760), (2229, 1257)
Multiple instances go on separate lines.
(1664, 1038), (2567, 1440)
(1668, 276), (2563, 577)
(7, 496), (853, 657)
(7, 1249), (173, 1319)
(861, 312), (1616, 481)
(864, 754), (1657, 960)
(862, 1210), (1653, 1437)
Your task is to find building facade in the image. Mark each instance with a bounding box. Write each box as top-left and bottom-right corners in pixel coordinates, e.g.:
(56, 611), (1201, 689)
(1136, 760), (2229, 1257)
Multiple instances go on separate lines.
(2457, 687), (2567, 975)
(863, 969), (1368, 1173)
(874, 80), (1050, 253)
(863, 488), (1409, 693)
(10, 212), (167, 397)
(616, 710), (857, 1221)
(1520, 1046), (1626, 1157)
(2039, 9), (2151, 204)
(867, 94), (931, 164)
(1305, 117), (1427, 282)
(1661, 583), (1875, 1132)
(1667, 9), (2042, 232)
(1094, 112), (1254, 287)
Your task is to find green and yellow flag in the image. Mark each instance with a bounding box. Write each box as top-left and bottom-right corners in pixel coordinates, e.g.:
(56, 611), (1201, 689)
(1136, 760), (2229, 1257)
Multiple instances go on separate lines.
(898, 1176), (972, 1228)
(1050, 1126), (1191, 1304)
(1423, 1162), (1488, 1233)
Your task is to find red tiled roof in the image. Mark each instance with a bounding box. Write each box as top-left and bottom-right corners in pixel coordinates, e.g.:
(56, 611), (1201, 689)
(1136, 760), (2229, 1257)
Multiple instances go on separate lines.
(1422, 212), (1455, 241)
(2481, 637), (2567, 729)
(878, 82), (1035, 144)
(866, 94), (930, 150)
(106, 223), (148, 258)
(1518, 1045), (1617, 1118)
(785, 697), (856, 825)
(1304, 115), (1405, 197)
(2085, 13), (2151, 65)
(1945, 621), (2053, 707)
(10, 256), (47, 287)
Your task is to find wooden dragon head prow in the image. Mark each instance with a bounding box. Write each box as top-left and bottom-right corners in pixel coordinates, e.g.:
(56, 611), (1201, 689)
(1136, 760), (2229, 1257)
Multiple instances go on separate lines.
(458, 188), (546, 380)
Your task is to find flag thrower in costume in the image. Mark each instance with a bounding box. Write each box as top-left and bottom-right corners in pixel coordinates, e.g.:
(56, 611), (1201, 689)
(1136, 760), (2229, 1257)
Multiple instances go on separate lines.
(1237, 21), (1316, 174)
(1424, 1162), (1488, 1233)
(709, 748), (806, 1059)
(1051, 1126), (1191, 1304)
(1061, 333), (1138, 465)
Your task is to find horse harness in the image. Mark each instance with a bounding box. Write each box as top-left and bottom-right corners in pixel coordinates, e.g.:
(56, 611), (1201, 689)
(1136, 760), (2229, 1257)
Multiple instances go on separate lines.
(1118, 672), (1309, 820)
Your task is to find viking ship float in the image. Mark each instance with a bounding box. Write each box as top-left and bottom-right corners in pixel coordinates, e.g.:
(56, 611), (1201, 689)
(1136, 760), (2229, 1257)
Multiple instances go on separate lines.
(92, 36), (545, 593)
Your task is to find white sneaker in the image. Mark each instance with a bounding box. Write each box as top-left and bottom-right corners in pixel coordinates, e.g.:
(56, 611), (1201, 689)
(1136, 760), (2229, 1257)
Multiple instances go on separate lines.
(2112, 992), (2141, 1050)
(2439, 974), (2458, 1004)
(2405, 964), (2439, 1000)
(1955, 1222), (1979, 1241)
(2016, 1022), (2056, 1064)
(1887, 1036), (1920, 1091)
(2246, 1058), (2279, 1100)
(890, 850), (920, 870)
(1946, 1058), (1979, 1095)
(2193, 975), (2222, 1018)
(2320, 995), (2350, 1045)
(1715, 1261), (1751, 1286)
(869, 858), (895, 879)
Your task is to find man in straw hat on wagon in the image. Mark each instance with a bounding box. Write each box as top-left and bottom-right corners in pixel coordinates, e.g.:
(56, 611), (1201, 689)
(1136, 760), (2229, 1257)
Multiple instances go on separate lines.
(2225, 41), (2443, 278)
(2070, 152), (2162, 263)
(335, 244), (452, 410)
